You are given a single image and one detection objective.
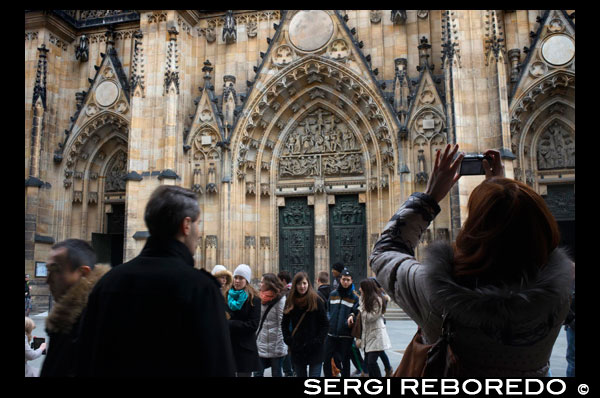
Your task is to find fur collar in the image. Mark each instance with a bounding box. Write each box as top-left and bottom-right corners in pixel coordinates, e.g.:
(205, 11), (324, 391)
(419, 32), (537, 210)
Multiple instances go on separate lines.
(422, 241), (573, 331)
(46, 265), (111, 334)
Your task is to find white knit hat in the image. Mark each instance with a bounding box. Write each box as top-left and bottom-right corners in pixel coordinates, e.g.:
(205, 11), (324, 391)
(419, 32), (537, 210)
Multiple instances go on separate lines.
(233, 264), (252, 283)
(211, 264), (227, 275)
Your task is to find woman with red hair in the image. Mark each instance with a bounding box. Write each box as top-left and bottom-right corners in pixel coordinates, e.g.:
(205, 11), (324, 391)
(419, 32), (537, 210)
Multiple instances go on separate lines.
(370, 144), (573, 377)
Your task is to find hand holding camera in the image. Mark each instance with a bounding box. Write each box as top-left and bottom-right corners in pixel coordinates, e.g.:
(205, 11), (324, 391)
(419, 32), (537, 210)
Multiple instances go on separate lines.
(482, 149), (505, 179)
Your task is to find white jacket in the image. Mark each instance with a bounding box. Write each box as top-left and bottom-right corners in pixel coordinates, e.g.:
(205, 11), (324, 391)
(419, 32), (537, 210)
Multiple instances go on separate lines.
(25, 334), (43, 377)
(256, 295), (288, 358)
(359, 296), (392, 353)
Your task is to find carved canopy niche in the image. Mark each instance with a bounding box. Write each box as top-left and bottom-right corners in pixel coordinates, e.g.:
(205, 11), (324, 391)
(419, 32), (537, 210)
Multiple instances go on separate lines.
(279, 108), (364, 178)
(189, 128), (222, 194)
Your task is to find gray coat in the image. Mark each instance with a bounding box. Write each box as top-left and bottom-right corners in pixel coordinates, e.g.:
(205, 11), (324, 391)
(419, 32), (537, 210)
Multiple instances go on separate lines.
(370, 192), (573, 377)
(256, 295), (288, 358)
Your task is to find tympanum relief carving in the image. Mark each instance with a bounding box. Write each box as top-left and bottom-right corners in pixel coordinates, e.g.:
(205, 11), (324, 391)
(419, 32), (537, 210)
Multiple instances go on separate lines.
(279, 109), (364, 178)
(537, 121), (575, 170)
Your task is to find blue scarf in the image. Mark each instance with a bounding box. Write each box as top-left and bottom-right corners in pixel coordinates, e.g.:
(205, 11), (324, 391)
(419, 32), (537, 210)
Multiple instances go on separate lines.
(228, 288), (248, 311)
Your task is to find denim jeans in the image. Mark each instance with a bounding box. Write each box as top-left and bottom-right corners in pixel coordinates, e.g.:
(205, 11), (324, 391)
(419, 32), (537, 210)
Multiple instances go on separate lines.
(293, 361), (322, 377)
(254, 356), (284, 377)
(566, 325), (575, 377)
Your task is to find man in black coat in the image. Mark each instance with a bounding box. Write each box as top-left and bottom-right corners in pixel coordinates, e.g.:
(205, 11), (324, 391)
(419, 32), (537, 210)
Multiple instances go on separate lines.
(76, 185), (235, 376)
(40, 239), (109, 377)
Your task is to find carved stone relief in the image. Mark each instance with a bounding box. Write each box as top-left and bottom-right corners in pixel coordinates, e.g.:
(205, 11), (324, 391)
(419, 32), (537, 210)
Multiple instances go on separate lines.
(273, 45), (294, 66)
(537, 121), (575, 169)
(105, 151), (127, 192)
(329, 39), (349, 60)
(279, 108), (363, 178)
(414, 110), (443, 137)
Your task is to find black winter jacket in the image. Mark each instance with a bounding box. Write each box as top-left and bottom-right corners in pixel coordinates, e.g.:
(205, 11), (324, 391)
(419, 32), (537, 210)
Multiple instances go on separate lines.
(40, 264), (109, 377)
(281, 298), (329, 365)
(75, 237), (235, 377)
(226, 293), (261, 373)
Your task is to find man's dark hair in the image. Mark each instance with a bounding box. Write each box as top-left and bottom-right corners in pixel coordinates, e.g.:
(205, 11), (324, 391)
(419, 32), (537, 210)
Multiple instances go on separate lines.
(277, 270), (291, 284)
(144, 185), (200, 240)
(332, 262), (345, 273)
(317, 271), (329, 284)
(52, 239), (97, 271)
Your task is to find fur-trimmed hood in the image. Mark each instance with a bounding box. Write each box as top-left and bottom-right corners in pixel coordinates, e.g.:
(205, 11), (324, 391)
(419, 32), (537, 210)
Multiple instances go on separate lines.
(213, 269), (233, 286)
(422, 241), (573, 337)
(46, 264), (111, 334)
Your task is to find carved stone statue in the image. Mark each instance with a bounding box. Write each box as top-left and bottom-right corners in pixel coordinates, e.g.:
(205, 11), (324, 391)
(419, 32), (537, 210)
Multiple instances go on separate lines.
(391, 10), (407, 25)
(223, 10), (237, 44)
(75, 35), (89, 62)
(416, 149), (428, 183)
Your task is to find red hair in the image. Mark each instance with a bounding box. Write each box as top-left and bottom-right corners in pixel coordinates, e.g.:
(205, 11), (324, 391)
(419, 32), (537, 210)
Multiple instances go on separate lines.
(453, 178), (560, 286)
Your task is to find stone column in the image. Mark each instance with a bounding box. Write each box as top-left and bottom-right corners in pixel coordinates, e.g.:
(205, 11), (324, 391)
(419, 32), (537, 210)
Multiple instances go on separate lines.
(312, 192), (329, 280)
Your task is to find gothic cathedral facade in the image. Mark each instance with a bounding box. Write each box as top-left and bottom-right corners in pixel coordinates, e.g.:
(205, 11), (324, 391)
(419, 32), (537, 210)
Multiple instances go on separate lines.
(25, 10), (575, 310)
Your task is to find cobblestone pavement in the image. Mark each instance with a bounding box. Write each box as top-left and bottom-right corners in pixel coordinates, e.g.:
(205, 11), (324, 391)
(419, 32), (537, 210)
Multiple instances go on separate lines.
(26, 312), (569, 377)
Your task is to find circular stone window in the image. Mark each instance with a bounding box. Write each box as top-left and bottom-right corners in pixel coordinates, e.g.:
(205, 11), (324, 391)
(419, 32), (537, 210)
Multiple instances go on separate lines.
(95, 80), (119, 107)
(541, 34), (575, 66)
(289, 10), (334, 52)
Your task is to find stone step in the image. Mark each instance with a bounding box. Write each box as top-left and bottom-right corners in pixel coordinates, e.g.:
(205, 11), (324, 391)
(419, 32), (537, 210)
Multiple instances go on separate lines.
(384, 302), (411, 320)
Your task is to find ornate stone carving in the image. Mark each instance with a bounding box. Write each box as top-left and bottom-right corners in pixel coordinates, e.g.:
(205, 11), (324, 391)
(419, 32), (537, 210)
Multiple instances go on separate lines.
(260, 183), (270, 196)
(105, 151), (127, 192)
(370, 11), (381, 24)
(222, 10), (237, 44)
(75, 35), (89, 62)
(279, 109), (363, 178)
(247, 20), (257, 38)
(273, 45), (294, 66)
(204, 25), (216, 43)
(164, 28), (180, 95)
(537, 121), (575, 169)
(245, 236), (256, 248)
(131, 30), (145, 97)
(206, 235), (218, 249)
(260, 237), (271, 249)
(88, 192), (98, 204)
(32, 45), (49, 110)
(391, 10), (407, 25)
(73, 191), (83, 203)
(414, 110), (443, 137)
(529, 61), (548, 77)
(416, 149), (428, 184)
